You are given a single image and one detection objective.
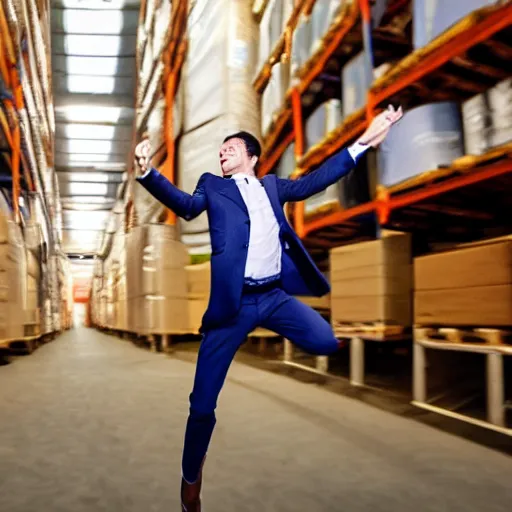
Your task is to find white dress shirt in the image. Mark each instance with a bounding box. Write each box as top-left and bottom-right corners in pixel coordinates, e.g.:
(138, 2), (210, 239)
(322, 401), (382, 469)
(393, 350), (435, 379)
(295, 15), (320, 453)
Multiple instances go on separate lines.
(234, 142), (368, 280)
(142, 142), (369, 280)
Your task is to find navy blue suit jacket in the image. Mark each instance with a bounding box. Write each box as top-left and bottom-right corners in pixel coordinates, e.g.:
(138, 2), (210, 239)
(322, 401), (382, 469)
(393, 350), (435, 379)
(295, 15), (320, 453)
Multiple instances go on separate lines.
(137, 148), (358, 331)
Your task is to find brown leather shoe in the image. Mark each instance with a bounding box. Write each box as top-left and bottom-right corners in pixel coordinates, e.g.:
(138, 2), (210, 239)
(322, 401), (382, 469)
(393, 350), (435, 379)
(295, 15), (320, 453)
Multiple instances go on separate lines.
(181, 477), (202, 512)
(181, 459), (205, 512)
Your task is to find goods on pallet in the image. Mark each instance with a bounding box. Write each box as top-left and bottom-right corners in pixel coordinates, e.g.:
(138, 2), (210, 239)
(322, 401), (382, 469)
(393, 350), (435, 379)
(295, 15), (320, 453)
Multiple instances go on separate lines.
(261, 60), (290, 137)
(330, 231), (413, 327)
(276, 141), (296, 179)
(183, 0), (259, 134)
(291, 14), (311, 77)
(488, 78), (512, 148)
(310, 0), (343, 53)
(414, 237), (512, 326)
(413, 0), (496, 49)
(377, 102), (464, 187)
(462, 78), (512, 155)
(342, 52), (373, 118)
(462, 94), (491, 156)
(186, 262), (211, 333)
(125, 223), (189, 334)
(304, 100), (343, 215)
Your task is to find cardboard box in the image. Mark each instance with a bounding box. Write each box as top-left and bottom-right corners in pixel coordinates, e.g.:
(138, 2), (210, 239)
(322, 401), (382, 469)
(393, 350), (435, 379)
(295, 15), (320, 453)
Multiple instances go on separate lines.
(332, 296), (411, 326)
(186, 263), (211, 299)
(330, 232), (412, 326)
(330, 231), (411, 271)
(415, 238), (511, 291)
(415, 286), (512, 326)
(188, 299), (208, 334)
(414, 237), (512, 326)
(142, 267), (188, 298)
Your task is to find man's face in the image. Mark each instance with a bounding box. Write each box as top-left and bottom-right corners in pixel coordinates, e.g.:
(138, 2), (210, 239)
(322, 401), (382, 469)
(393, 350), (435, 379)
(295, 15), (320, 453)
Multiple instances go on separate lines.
(219, 138), (252, 175)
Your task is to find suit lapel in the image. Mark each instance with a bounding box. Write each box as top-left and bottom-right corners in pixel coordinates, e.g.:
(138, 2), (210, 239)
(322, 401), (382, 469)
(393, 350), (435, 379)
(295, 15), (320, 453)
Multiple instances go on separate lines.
(217, 179), (249, 216)
(261, 176), (284, 227)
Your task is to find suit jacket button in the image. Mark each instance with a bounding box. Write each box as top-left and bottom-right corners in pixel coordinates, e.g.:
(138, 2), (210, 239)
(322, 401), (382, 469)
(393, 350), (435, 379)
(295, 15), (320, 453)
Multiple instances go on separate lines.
(243, 243), (249, 249)
(245, 220), (250, 225)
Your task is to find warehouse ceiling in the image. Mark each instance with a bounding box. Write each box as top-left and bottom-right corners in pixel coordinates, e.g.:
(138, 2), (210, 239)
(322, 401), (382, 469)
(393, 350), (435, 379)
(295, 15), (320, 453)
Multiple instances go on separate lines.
(51, 0), (140, 256)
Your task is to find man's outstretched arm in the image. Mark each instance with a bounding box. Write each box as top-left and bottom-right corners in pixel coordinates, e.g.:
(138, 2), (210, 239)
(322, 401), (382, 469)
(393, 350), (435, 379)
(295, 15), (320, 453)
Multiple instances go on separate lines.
(134, 140), (207, 220)
(277, 105), (403, 203)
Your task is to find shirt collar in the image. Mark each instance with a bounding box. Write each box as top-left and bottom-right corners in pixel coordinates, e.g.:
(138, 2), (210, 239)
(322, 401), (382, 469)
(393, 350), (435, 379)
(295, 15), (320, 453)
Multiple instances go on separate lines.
(230, 173), (258, 182)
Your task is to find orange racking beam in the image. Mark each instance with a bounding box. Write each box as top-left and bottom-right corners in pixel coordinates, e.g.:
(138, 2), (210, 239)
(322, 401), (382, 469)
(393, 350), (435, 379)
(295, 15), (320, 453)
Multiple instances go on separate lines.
(160, 0), (188, 226)
(303, 158), (512, 238)
(369, 3), (512, 109)
(258, 1), (360, 176)
(300, 2), (512, 238)
(290, 87), (305, 237)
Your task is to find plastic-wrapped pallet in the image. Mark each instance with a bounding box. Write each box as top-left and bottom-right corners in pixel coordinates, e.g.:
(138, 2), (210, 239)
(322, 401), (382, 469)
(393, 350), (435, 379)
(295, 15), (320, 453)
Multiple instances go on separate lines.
(377, 102), (464, 188)
(462, 93), (491, 155)
(269, 0), (284, 54)
(310, 0), (343, 54)
(413, 0), (496, 49)
(290, 14), (312, 79)
(276, 142), (296, 179)
(304, 100), (343, 215)
(342, 51), (373, 118)
(178, 115), (260, 238)
(183, 0), (259, 133)
(261, 61), (290, 137)
(488, 78), (512, 148)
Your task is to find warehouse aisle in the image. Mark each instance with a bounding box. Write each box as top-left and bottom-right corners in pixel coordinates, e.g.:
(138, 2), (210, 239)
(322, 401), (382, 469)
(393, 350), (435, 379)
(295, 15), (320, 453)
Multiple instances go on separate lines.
(0, 329), (511, 512)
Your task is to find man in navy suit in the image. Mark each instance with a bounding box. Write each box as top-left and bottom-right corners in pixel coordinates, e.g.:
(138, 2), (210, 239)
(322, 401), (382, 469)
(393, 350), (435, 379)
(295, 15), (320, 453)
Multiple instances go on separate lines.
(135, 105), (402, 511)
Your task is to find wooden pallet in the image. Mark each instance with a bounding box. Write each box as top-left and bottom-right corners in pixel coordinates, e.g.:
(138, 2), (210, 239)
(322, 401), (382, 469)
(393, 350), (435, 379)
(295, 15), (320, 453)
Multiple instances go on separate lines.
(333, 322), (407, 338)
(415, 327), (511, 346)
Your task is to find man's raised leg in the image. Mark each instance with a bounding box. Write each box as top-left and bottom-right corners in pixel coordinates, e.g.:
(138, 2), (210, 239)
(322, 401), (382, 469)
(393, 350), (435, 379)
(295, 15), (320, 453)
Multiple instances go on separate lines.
(260, 289), (340, 356)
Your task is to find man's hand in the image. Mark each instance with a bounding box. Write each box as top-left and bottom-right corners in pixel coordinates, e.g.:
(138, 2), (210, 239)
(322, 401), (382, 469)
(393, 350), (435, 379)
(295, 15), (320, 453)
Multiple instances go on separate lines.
(358, 105), (403, 148)
(134, 139), (152, 175)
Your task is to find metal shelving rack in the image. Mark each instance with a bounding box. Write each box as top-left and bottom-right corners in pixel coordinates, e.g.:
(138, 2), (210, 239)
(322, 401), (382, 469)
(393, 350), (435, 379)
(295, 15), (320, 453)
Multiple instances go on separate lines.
(253, 0), (512, 435)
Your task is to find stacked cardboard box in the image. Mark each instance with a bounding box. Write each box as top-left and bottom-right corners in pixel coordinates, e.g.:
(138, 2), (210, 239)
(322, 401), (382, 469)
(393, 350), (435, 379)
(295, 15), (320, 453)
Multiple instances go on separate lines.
(126, 224), (189, 334)
(414, 237), (512, 326)
(330, 232), (413, 327)
(0, 215), (28, 341)
(186, 262), (211, 334)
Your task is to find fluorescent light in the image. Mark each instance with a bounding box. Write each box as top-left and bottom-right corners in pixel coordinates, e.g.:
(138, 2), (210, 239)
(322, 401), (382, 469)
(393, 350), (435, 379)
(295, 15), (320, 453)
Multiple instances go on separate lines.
(58, 0), (131, 9)
(64, 35), (121, 56)
(61, 162), (127, 171)
(67, 75), (116, 94)
(61, 172), (112, 183)
(62, 196), (116, 205)
(64, 210), (109, 230)
(68, 153), (115, 163)
(65, 56), (120, 77)
(59, 105), (122, 123)
(63, 9), (124, 35)
(66, 139), (113, 154)
(68, 182), (109, 196)
(63, 124), (116, 140)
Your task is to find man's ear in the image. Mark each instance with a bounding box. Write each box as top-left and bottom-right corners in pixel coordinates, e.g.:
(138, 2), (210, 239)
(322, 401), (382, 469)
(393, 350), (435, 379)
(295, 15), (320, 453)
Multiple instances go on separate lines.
(251, 155), (258, 168)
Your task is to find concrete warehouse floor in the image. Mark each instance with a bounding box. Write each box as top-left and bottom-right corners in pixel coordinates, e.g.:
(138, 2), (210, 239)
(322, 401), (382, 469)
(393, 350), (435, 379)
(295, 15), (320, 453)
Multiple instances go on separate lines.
(0, 328), (511, 512)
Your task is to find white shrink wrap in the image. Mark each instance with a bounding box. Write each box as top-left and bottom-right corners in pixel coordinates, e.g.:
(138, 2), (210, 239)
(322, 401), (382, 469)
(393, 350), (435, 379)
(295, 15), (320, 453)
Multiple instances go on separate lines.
(184, 0), (259, 134)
